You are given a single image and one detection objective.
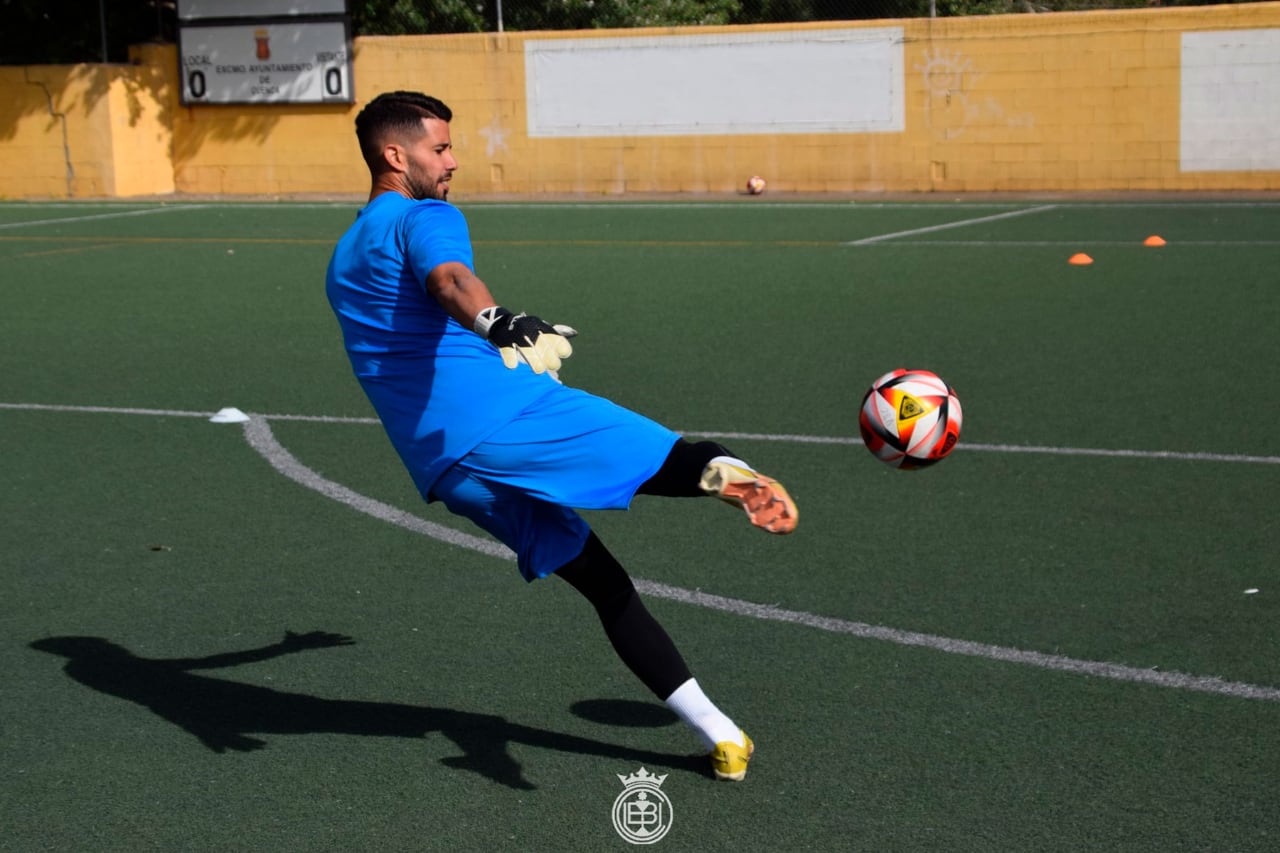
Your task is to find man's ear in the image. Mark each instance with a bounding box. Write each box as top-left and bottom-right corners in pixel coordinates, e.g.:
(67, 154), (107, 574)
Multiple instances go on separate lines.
(381, 142), (407, 173)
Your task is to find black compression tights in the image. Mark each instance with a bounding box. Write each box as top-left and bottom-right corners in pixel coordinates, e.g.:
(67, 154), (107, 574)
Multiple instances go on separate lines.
(555, 531), (692, 699)
(554, 440), (736, 698)
(636, 439), (732, 497)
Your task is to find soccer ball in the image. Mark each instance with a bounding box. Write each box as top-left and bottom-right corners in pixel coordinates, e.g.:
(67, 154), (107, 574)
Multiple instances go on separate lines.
(745, 175), (766, 195)
(859, 369), (962, 469)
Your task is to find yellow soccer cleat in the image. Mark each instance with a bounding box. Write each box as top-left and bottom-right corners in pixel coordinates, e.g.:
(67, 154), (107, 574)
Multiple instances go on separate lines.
(699, 460), (798, 535)
(709, 730), (754, 781)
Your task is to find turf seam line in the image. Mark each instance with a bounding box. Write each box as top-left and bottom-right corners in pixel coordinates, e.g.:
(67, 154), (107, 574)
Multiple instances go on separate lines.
(844, 204), (1059, 245)
(238, 415), (1280, 705)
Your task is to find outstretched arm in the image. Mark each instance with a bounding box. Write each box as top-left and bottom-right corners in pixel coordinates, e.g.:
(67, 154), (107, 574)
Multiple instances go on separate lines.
(175, 631), (354, 671)
(425, 261), (499, 328)
(427, 261), (576, 375)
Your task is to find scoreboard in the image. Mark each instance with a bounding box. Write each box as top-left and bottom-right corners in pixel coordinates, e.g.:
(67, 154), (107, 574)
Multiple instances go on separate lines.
(176, 0), (354, 105)
(178, 0), (346, 17)
(179, 20), (353, 105)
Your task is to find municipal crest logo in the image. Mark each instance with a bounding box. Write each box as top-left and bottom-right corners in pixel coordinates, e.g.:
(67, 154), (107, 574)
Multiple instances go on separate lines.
(611, 767), (673, 845)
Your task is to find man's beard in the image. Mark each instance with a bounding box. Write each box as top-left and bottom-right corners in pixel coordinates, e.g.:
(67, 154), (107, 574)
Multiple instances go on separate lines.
(406, 167), (448, 201)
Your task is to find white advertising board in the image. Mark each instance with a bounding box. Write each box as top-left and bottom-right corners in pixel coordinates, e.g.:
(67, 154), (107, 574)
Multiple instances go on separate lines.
(525, 28), (904, 137)
(1180, 29), (1280, 172)
(179, 20), (353, 104)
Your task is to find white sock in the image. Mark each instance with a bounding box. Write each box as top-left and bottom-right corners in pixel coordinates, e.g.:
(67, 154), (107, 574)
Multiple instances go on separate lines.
(708, 454), (753, 472)
(664, 678), (743, 751)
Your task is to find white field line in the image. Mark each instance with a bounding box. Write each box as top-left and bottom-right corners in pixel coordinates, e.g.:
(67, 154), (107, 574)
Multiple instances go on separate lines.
(241, 416), (512, 560)
(856, 240), (1280, 247)
(238, 415), (1280, 704)
(845, 204), (1060, 245)
(687, 430), (1280, 465)
(3, 402), (1278, 465)
(5, 398), (1278, 701)
(0, 204), (209, 230)
(632, 581), (1280, 702)
(461, 203), (1036, 211)
(0, 203), (164, 209)
(461, 201), (1280, 211)
(0, 402), (214, 418)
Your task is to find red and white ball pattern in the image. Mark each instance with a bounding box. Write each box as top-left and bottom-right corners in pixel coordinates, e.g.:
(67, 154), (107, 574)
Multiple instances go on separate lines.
(745, 175), (766, 195)
(859, 369), (962, 469)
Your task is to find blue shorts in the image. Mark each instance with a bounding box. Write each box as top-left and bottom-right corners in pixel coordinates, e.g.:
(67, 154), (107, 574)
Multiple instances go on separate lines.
(430, 386), (679, 581)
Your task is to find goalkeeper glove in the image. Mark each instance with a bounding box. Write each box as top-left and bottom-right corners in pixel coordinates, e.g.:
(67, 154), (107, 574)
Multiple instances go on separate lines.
(473, 306), (577, 375)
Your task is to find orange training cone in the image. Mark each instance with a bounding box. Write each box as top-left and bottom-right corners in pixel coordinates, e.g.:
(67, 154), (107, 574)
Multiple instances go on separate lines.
(1143, 235), (1167, 247)
(1068, 253), (1093, 265)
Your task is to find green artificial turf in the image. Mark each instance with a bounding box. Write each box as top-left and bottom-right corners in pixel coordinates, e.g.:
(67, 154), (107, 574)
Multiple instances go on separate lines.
(2, 199), (1278, 852)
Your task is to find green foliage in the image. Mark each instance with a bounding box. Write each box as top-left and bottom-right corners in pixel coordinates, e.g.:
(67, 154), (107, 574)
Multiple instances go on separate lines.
(0, 0), (173, 65)
(351, 0), (486, 35)
(931, 0), (1023, 16)
(512, 0), (744, 30)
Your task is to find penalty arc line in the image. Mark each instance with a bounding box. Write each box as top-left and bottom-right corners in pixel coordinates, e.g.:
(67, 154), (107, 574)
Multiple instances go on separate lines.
(3, 401), (1275, 699)
(242, 415), (512, 561)
(240, 415), (1280, 704)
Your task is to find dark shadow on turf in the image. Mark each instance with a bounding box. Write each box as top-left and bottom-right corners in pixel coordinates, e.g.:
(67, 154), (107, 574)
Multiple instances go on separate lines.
(30, 631), (703, 790)
(570, 698), (679, 728)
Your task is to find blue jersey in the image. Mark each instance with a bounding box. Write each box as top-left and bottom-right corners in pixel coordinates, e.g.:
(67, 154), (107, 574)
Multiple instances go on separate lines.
(325, 193), (559, 497)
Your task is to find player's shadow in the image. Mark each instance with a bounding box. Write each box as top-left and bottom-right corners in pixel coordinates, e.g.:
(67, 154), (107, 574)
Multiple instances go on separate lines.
(570, 698), (680, 729)
(29, 631), (703, 790)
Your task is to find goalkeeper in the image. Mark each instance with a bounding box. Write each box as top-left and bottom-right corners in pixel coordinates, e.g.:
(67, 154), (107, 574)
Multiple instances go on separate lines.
(325, 91), (798, 782)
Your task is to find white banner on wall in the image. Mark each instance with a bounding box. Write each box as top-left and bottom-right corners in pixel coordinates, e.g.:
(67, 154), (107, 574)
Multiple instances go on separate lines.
(1180, 29), (1280, 172)
(525, 28), (904, 138)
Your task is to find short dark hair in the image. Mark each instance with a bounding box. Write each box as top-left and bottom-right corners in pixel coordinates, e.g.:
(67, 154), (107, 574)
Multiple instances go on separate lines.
(354, 91), (453, 170)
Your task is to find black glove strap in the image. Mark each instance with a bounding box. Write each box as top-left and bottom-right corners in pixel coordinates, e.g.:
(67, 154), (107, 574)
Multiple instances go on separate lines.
(473, 305), (514, 338)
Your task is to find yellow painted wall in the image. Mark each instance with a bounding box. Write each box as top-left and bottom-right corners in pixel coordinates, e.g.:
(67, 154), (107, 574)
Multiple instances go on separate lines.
(0, 64), (110, 197)
(0, 54), (173, 199)
(913, 4), (1280, 192)
(110, 45), (176, 197)
(0, 67), (67, 197)
(3, 3), (1280, 198)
